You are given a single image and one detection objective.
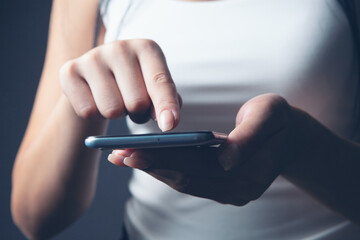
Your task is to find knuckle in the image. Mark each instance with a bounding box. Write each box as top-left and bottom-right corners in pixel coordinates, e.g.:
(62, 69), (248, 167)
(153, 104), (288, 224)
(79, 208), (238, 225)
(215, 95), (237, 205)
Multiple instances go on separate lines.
(77, 105), (99, 119)
(126, 97), (151, 114)
(269, 95), (289, 110)
(59, 60), (78, 82)
(59, 60), (80, 93)
(138, 39), (160, 51)
(258, 94), (289, 114)
(81, 50), (100, 64)
(111, 40), (130, 56)
(151, 72), (172, 84)
(101, 106), (124, 119)
(232, 197), (250, 206)
(267, 95), (291, 124)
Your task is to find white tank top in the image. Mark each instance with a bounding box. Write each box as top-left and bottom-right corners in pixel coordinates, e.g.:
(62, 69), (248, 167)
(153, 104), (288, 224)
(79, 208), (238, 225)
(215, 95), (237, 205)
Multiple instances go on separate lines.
(100, 0), (360, 239)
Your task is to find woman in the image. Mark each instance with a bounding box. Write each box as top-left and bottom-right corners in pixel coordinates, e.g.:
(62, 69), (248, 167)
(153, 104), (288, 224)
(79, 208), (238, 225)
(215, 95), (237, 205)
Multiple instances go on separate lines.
(11, 0), (360, 239)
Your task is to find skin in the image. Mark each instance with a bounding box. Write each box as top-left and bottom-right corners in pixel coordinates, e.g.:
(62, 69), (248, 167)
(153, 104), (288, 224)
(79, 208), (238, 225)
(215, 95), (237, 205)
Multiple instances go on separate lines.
(11, 0), (360, 239)
(109, 94), (360, 223)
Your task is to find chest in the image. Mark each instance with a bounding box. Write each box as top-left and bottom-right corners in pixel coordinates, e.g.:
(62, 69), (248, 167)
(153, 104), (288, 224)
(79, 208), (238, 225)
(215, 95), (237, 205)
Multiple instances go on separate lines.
(104, 0), (357, 136)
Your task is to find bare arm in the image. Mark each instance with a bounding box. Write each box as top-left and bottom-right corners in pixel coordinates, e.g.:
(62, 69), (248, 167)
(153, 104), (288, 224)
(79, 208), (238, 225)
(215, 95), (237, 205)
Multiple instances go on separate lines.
(11, 0), (182, 238)
(282, 108), (360, 224)
(11, 0), (106, 238)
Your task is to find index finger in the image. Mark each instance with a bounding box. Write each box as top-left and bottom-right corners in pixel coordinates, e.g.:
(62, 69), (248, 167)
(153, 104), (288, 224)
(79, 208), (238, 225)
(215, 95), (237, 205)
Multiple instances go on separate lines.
(134, 40), (180, 132)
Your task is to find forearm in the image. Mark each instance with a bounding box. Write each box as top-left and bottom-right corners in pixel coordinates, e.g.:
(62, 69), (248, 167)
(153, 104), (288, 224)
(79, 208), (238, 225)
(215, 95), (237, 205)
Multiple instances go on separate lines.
(12, 95), (107, 239)
(282, 108), (360, 223)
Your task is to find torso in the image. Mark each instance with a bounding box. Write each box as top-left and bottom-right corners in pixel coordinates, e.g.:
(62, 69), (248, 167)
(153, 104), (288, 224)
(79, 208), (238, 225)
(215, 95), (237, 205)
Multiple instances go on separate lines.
(100, 0), (360, 239)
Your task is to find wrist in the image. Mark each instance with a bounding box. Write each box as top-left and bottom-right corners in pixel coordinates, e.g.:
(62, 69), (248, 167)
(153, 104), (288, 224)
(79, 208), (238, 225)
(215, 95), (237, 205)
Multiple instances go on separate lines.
(282, 106), (342, 178)
(282, 107), (321, 175)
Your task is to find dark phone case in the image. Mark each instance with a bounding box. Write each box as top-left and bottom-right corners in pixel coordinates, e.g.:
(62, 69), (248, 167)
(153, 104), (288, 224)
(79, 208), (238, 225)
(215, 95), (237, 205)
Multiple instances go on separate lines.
(85, 131), (227, 149)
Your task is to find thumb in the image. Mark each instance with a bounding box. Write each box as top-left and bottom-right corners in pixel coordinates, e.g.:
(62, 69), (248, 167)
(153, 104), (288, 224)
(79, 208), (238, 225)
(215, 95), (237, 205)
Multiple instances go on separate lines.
(218, 119), (257, 171)
(218, 94), (291, 170)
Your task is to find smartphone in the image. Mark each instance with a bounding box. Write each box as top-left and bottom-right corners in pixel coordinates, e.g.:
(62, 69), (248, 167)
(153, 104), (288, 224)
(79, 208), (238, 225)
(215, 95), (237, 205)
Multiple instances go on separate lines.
(85, 131), (227, 150)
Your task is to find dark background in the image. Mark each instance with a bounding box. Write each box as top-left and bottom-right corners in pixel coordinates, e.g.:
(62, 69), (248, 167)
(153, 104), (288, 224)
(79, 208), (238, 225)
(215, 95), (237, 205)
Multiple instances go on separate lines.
(0, 1), (132, 239)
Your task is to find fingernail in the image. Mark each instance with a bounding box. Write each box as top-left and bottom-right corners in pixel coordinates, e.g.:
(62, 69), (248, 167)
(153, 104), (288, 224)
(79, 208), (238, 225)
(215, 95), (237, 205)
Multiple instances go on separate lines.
(218, 144), (241, 171)
(108, 153), (126, 166)
(123, 157), (134, 166)
(159, 109), (175, 132)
